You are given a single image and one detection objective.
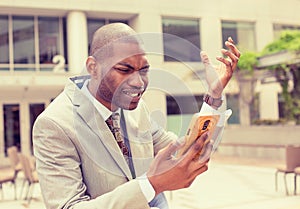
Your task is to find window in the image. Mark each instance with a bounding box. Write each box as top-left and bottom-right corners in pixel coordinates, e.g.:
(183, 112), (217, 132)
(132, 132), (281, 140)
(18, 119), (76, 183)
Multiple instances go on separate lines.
(162, 18), (201, 62)
(13, 16), (35, 70)
(87, 18), (128, 53)
(87, 19), (105, 53)
(3, 104), (21, 155)
(222, 21), (256, 52)
(226, 94), (240, 124)
(167, 95), (203, 115)
(38, 17), (61, 71)
(0, 15), (67, 72)
(0, 15), (9, 68)
(166, 95), (203, 136)
(273, 24), (300, 39)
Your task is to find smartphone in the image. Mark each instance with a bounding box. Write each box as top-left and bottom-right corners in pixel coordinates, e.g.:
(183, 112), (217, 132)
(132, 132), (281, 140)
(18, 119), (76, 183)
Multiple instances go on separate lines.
(176, 113), (220, 158)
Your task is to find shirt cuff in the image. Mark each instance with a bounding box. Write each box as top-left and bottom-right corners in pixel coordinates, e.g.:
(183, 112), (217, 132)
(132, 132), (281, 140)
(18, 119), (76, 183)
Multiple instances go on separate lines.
(200, 100), (232, 126)
(137, 174), (155, 203)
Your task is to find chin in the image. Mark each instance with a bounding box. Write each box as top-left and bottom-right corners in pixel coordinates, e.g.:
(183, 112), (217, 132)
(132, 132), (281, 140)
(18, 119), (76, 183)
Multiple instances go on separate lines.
(120, 102), (139, 110)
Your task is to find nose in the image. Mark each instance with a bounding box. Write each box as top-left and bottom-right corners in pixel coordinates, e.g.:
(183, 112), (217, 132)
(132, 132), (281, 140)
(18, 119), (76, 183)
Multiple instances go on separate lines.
(128, 71), (145, 89)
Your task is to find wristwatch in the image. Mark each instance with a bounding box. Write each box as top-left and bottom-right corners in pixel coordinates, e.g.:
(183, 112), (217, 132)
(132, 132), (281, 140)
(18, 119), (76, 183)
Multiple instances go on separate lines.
(203, 94), (223, 108)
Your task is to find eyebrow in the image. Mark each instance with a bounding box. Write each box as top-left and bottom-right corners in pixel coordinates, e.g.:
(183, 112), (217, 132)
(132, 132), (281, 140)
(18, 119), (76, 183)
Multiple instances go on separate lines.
(117, 62), (150, 70)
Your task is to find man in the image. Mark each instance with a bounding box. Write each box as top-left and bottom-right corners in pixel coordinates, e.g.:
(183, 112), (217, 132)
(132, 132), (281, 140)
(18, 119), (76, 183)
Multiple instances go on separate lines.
(33, 23), (240, 209)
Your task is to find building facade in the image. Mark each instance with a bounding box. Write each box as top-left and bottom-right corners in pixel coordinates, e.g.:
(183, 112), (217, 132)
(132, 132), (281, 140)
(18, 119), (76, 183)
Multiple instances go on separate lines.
(1, 0), (300, 162)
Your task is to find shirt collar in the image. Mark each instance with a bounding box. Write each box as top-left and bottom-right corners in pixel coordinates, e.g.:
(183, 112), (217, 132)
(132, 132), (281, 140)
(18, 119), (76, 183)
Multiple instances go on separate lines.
(81, 79), (120, 121)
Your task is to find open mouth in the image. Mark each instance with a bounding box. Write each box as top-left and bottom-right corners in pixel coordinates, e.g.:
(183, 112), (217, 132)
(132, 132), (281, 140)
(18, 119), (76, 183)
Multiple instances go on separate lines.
(122, 89), (144, 102)
(123, 90), (142, 98)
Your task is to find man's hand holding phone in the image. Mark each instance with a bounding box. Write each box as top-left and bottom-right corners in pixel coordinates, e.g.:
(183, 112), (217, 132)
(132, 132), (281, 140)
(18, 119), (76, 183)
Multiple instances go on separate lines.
(147, 131), (210, 195)
(176, 113), (220, 161)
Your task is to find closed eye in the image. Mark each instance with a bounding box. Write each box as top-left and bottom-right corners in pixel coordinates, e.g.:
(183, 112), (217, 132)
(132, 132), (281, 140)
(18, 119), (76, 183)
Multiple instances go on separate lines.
(113, 67), (133, 74)
(139, 67), (149, 75)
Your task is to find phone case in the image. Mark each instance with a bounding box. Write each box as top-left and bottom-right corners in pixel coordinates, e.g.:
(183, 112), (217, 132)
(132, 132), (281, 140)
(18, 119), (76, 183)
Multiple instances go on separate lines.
(176, 113), (220, 158)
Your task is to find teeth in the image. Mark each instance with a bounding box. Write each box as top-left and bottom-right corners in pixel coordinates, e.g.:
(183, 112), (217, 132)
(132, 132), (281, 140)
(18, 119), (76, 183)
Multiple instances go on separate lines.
(124, 91), (140, 97)
(131, 93), (139, 97)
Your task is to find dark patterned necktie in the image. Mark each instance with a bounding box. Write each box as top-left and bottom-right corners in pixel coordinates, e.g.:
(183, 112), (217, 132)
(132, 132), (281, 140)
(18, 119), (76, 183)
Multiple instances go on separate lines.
(106, 112), (129, 159)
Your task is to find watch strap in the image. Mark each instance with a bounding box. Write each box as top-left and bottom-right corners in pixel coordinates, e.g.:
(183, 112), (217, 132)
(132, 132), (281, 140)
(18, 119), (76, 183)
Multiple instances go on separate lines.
(203, 94), (223, 108)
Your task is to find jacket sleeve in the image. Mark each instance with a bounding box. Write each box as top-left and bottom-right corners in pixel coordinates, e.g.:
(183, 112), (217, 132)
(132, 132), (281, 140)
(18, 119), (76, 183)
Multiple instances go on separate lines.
(33, 115), (150, 209)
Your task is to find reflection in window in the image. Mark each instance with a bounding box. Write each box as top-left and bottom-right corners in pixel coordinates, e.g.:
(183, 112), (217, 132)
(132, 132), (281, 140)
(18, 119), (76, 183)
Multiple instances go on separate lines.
(38, 17), (60, 64)
(167, 95), (203, 115)
(0, 15), (9, 64)
(273, 24), (300, 39)
(13, 16), (35, 64)
(226, 94), (240, 124)
(3, 104), (21, 155)
(87, 19), (105, 53)
(162, 18), (201, 62)
(87, 19), (129, 53)
(222, 21), (256, 52)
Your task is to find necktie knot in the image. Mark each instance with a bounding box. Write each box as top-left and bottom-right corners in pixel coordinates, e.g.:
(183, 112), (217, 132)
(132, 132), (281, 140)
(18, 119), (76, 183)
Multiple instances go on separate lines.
(106, 113), (120, 130)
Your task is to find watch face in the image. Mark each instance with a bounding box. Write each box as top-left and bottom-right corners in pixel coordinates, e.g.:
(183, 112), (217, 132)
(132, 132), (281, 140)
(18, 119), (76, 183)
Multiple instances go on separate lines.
(203, 94), (222, 108)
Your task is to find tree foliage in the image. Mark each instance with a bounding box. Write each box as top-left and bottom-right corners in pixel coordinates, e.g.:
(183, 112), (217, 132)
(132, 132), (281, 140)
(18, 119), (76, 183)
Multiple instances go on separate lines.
(261, 30), (300, 55)
(237, 30), (300, 124)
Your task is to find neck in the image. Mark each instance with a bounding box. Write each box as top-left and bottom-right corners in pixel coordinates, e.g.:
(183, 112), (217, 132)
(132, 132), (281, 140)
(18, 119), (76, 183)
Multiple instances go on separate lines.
(87, 81), (118, 112)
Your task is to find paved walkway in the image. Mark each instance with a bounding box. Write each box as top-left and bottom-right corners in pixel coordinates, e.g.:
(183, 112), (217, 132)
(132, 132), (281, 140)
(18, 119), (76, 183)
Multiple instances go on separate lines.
(0, 155), (299, 209)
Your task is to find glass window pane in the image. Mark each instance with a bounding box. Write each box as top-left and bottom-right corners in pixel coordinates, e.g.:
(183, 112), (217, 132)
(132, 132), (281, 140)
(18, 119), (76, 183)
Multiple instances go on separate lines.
(167, 95), (202, 115)
(62, 17), (68, 65)
(38, 17), (60, 64)
(222, 21), (256, 51)
(108, 19), (128, 24)
(273, 24), (300, 39)
(226, 94), (240, 124)
(87, 19), (105, 53)
(162, 18), (201, 62)
(0, 15), (9, 64)
(13, 16), (35, 64)
(4, 104), (21, 155)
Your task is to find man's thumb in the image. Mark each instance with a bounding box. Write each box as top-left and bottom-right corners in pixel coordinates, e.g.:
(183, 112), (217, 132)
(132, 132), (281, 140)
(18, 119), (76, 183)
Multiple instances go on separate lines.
(200, 51), (211, 67)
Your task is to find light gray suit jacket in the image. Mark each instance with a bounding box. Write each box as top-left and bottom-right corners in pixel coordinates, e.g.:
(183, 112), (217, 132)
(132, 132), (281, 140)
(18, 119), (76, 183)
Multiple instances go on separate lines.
(33, 76), (177, 209)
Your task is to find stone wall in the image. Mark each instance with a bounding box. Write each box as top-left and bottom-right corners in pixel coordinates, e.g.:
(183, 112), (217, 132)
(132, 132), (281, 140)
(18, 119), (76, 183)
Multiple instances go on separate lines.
(217, 125), (300, 161)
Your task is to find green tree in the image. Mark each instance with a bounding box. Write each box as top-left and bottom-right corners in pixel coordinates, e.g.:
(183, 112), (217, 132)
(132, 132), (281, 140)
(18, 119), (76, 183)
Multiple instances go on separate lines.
(238, 30), (300, 124)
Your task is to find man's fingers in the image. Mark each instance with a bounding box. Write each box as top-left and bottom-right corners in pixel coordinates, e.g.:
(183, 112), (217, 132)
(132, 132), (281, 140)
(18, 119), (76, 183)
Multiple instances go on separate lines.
(182, 132), (209, 162)
(158, 140), (182, 159)
(198, 140), (214, 163)
(200, 51), (211, 67)
(200, 51), (220, 87)
(226, 37), (241, 58)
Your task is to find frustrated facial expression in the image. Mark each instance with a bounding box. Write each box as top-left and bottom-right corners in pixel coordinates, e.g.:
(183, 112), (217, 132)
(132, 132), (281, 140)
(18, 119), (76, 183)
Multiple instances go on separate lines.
(96, 43), (149, 111)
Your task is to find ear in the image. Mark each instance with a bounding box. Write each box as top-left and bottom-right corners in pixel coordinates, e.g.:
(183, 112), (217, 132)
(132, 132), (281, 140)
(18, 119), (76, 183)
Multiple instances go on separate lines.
(86, 56), (100, 78)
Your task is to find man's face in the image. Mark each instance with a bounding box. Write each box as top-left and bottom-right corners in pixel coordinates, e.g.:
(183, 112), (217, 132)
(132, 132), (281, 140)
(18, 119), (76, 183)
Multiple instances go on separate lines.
(96, 43), (150, 111)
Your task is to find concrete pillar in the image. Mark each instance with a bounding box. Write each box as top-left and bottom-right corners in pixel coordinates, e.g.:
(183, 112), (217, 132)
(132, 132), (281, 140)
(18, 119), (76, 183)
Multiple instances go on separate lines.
(259, 83), (281, 120)
(130, 13), (167, 121)
(129, 12), (163, 65)
(67, 11), (88, 74)
(256, 18), (274, 51)
(20, 101), (31, 155)
(238, 78), (254, 126)
(201, 16), (222, 66)
(143, 90), (167, 129)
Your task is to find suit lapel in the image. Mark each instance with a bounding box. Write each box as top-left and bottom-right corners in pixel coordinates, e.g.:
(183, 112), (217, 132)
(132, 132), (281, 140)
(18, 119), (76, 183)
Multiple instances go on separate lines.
(66, 79), (133, 179)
